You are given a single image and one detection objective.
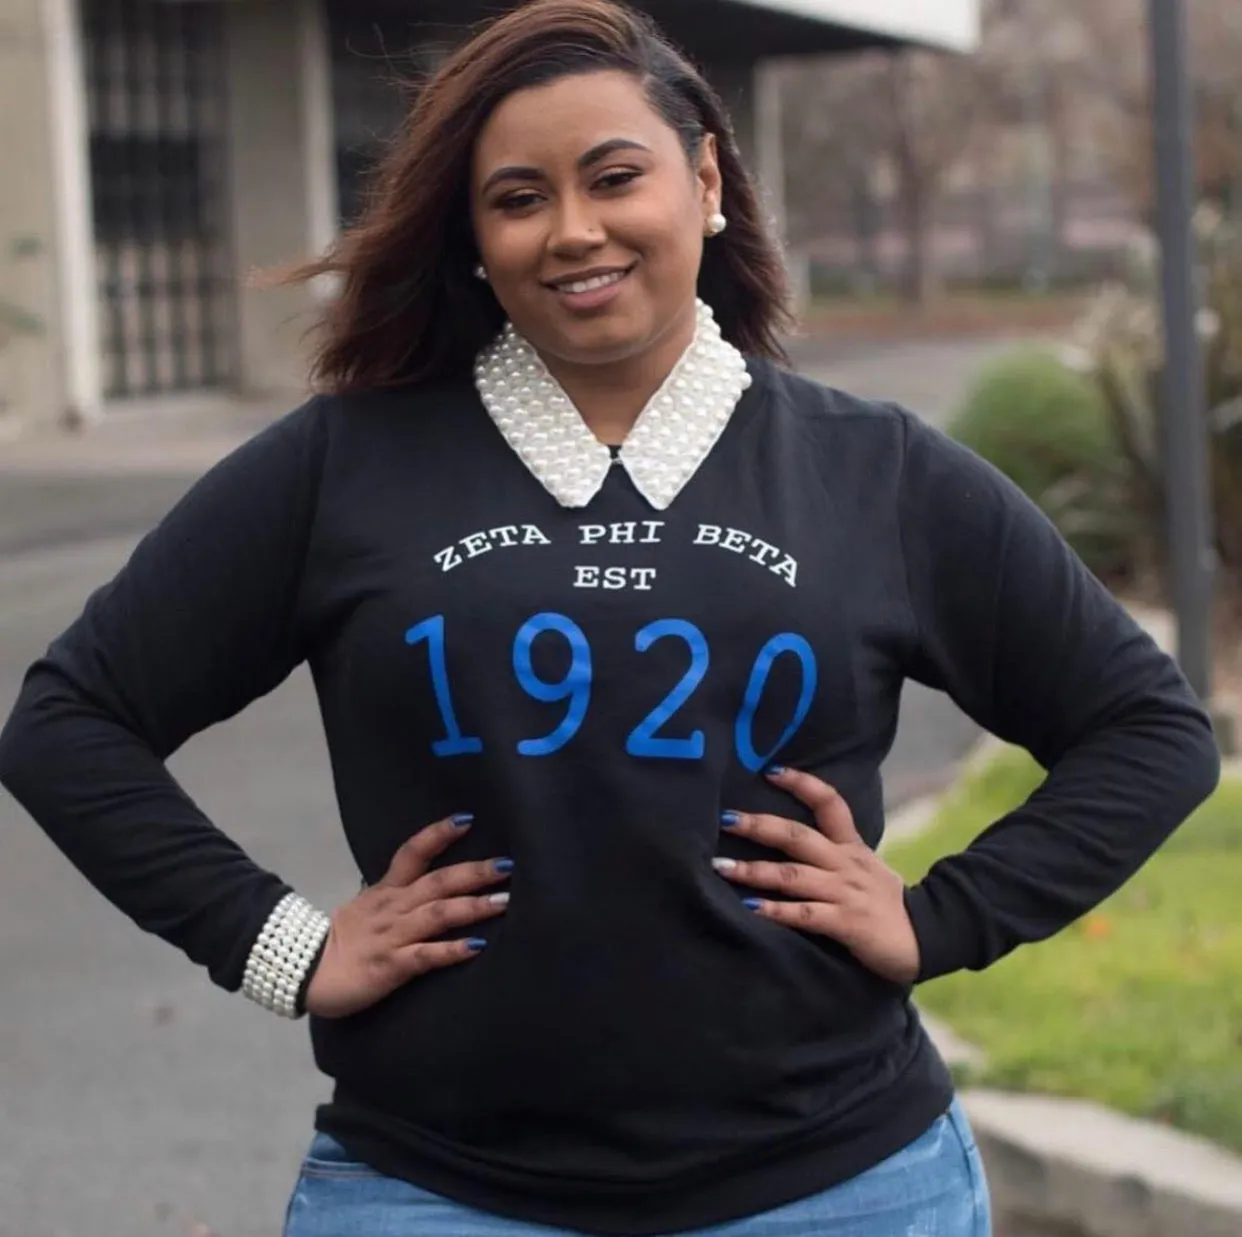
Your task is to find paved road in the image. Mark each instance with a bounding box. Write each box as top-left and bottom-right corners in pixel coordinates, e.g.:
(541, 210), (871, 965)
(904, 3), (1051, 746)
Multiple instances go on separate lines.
(0, 336), (1012, 1235)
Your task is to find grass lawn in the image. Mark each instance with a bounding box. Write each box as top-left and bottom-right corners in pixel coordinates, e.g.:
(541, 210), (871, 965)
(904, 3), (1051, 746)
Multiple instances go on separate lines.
(885, 746), (1242, 1153)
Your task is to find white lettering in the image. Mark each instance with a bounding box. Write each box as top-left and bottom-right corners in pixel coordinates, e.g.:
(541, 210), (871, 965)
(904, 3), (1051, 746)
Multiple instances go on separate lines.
(694, 524), (722, 546)
(772, 556), (798, 588)
(433, 524), (551, 572)
(572, 565), (658, 590)
(434, 545), (463, 572)
(747, 537), (781, 566)
(721, 528), (750, 554)
(640, 521), (665, 544)
(609, 522), (636, 544)
(462, 532), (492, 559)
(579, 524), (608, 545)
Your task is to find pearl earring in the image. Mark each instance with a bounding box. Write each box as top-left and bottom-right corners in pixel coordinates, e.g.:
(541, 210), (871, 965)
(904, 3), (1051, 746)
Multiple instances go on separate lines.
(706, 212), (727, 236)
(473, 264), (488, 281)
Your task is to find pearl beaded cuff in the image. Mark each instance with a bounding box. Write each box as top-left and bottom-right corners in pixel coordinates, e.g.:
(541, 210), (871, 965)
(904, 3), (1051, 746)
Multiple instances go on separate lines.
(241, 892), (331, 1019)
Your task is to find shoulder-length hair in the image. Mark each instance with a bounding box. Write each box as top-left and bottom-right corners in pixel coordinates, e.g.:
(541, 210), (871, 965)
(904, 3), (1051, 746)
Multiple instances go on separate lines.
(285, 0), (792, 393)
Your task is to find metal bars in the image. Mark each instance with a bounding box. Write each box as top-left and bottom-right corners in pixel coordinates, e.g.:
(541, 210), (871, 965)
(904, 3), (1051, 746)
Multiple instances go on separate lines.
(83, 0), (234, 398)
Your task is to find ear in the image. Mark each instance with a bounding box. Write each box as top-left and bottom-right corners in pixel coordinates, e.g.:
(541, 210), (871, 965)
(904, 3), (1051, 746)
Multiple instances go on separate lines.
(696, 132), (723, 214)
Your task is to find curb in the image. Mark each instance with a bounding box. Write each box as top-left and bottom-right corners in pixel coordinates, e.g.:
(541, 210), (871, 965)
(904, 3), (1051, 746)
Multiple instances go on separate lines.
(962, 1090), (1242, 1237)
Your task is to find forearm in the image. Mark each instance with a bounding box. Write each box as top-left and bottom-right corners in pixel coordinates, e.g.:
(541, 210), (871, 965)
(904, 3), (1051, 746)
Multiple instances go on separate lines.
(0, 663), (294, 991)
(904, 697), (1220, 982)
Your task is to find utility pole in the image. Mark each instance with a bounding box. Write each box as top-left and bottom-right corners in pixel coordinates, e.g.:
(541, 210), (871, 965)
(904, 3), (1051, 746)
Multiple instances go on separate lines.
(1147, 0), (1215, 702)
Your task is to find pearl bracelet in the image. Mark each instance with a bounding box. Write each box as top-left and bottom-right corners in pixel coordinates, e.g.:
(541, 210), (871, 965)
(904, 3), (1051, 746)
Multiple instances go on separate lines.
(242, 892), (331, 1019)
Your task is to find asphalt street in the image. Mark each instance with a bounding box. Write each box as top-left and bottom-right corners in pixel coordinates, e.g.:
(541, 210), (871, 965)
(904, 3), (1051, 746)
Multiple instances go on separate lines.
(0, 336), (1004, 1235)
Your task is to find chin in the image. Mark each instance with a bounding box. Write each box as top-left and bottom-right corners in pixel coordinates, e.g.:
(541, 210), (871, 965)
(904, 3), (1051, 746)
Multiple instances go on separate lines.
(536, 312), (654, 367)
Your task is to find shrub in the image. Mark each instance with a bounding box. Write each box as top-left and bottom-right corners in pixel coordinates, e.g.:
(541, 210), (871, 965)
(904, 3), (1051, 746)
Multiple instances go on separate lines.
(1065, 206), (1242, 601)
(947, 347), (1136, 581)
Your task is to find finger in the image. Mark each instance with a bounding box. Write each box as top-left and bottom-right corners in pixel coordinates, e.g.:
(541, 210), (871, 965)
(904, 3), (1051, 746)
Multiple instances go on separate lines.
(766, 768), (861, 845)
(392, 891), (510, 946)
(389, 937), (490, 981)
(712, 857), (844, 901)
(400, 857), (514, 909)
(720, 810), (844, 868)
(743, 896), (847, 938)
(377, 812), (475, 888)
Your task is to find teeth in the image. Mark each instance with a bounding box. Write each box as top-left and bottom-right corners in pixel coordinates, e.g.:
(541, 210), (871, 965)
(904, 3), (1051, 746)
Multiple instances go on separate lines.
(561, 271), (625, 294)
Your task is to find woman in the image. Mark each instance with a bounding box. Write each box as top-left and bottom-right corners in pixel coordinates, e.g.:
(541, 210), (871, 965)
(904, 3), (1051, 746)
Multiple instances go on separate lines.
(0, 1), (1219, 1234)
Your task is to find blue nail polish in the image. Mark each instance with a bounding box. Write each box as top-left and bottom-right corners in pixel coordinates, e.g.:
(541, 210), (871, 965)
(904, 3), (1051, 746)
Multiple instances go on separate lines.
(766, 765), (787, 776)
(743, 898), (764, 911)
(452, 813), (474, 827)
(467, 938), (488, 952)
(493, 857), (515, 874)
(720, 811), (740, 828)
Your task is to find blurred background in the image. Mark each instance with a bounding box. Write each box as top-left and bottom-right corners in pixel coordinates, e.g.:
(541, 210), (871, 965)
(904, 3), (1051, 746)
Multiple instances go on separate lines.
(1, 2), (1240, 1236)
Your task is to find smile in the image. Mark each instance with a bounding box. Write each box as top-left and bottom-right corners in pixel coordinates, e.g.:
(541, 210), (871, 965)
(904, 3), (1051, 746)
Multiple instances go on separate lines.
(558, 270), (627, 294)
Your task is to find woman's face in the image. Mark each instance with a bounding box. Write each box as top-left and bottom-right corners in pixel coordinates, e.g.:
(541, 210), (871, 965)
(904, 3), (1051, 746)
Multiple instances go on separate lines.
(470, 69), (722, 371)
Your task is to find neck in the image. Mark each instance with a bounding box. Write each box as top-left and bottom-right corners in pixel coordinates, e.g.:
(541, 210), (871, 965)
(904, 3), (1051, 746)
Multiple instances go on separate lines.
(539, 305), (698, 446)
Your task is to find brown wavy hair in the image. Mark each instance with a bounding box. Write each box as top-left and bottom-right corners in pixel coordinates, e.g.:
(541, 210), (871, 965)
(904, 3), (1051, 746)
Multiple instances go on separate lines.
(281, 0), (793, 392)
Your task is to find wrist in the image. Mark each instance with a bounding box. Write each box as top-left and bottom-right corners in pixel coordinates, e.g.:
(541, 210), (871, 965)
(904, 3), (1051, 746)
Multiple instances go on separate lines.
(295, 935), (329, 1017)
(242, 892), (331, 1018)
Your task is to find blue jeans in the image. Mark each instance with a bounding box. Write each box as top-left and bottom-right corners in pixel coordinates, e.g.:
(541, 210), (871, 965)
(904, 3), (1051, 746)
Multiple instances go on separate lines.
(282, 1100), (991, 1236)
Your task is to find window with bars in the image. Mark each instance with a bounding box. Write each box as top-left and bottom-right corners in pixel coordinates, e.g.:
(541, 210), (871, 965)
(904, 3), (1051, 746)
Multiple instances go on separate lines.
(83, 0), (234, 398)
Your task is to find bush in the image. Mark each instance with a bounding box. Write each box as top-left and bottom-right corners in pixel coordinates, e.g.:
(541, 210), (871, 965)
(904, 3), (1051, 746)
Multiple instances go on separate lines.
(1064, 207), (1242, 600)
(947, 347), (1136, 581)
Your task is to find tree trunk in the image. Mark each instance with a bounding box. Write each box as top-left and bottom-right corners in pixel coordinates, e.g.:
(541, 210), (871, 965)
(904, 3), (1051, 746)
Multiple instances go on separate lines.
(897, 162), (933, 306)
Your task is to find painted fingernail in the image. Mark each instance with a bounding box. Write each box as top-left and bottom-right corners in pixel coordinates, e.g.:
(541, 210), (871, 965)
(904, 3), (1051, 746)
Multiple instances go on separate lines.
(488, 891), (511, 906)
(766, 765), (787, 776)
(720, 811), (741, 828)
(712, 857), (738, 873)
(493, 857), (515, 874)
(451, 813), (474, 827)
(743, 898), (764, 911)
(467, 938), (488, 952)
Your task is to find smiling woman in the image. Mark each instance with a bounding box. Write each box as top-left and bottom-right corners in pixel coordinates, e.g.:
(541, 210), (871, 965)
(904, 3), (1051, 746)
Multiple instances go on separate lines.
(284, 0), (789, 399)
(0, 1), (1221, 1236)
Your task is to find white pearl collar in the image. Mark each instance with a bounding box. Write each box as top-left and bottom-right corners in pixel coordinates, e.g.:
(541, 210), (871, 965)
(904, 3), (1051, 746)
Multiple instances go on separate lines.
(473, 299), (752, 510)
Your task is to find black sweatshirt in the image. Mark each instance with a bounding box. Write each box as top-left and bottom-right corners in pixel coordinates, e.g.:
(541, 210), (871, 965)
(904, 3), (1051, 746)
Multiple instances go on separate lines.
(0, 359), (1219, 1234)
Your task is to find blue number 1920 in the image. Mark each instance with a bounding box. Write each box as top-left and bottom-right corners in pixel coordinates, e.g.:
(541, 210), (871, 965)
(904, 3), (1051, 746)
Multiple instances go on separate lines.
(406, 613), (817, 767)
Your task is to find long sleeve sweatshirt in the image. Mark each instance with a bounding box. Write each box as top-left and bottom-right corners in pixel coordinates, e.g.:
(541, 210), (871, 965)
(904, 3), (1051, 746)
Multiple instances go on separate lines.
(0, 358), (1220, 1234)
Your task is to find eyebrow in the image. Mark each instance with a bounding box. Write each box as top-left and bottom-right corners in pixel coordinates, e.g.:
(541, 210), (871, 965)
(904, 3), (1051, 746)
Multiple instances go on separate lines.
(480, 138), (652, 195)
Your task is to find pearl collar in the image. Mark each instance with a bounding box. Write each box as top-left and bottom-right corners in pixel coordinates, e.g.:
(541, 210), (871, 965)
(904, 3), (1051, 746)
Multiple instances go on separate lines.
(472, 299), (752, 510)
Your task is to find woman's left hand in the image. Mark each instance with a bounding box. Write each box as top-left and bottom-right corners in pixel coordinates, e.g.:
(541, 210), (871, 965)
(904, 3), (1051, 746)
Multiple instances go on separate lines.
(716, 768), (921, 986)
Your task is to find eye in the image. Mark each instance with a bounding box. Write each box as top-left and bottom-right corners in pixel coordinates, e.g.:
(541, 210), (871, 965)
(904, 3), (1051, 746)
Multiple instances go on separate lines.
(594, 169), (641, 192)
(495, 190), (543, 213)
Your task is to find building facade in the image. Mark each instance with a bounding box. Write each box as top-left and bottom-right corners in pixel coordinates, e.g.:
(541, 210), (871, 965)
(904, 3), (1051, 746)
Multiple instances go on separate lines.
(1, 0), (975, 432)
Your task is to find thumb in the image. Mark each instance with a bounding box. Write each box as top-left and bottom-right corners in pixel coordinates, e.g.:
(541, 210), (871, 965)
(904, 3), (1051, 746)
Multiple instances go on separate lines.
(766, 768), (860, 845)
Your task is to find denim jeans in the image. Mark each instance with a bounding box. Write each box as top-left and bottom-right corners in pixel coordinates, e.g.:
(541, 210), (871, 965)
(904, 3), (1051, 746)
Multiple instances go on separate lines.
(282, 1099), (992, 1236)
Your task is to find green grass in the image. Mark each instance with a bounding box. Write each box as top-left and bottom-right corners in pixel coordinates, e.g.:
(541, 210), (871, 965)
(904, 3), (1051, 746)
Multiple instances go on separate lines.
(885, 747), (1242, 1152)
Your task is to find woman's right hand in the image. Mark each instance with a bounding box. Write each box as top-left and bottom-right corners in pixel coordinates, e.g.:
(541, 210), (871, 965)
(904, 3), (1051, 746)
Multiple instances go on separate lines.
(303, 813), (510, 1019)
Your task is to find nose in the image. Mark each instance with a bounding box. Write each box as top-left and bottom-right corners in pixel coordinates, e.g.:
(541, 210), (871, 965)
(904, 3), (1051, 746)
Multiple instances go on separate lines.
(547, 189), (605, 259)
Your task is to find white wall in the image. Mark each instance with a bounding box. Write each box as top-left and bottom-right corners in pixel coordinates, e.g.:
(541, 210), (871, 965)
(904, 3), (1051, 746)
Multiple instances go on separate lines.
(0, 0), (100, 432)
